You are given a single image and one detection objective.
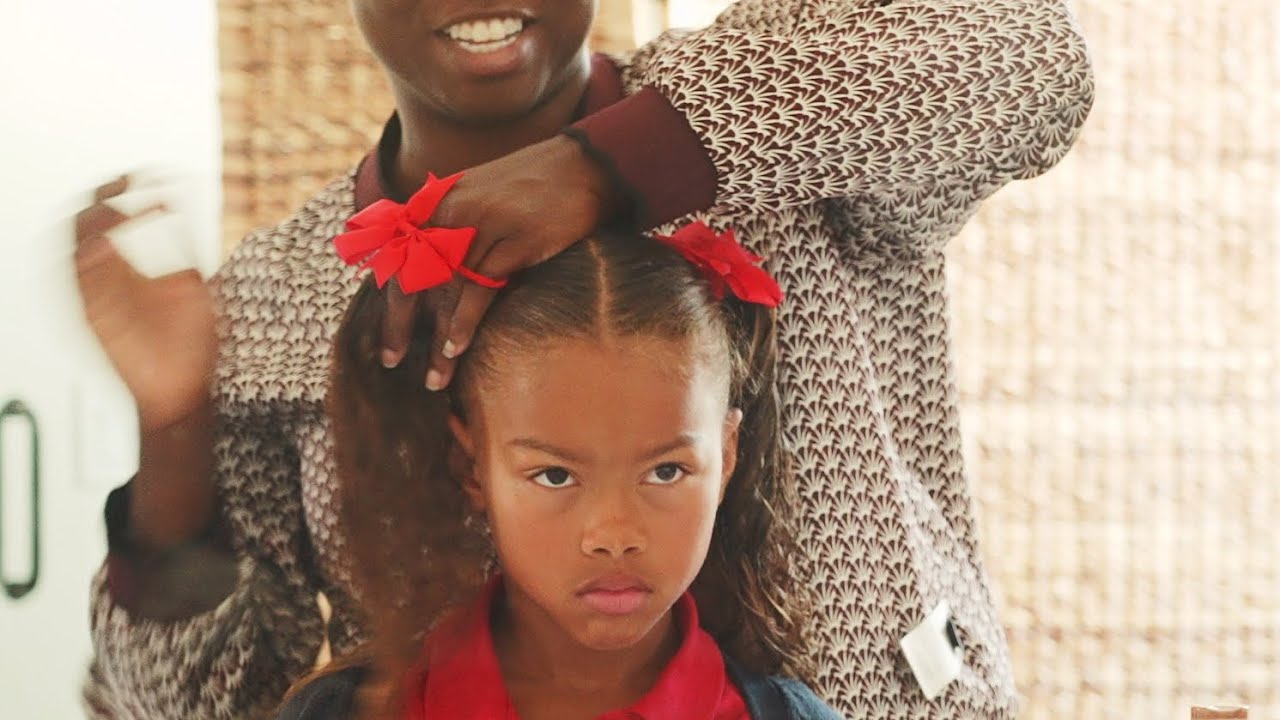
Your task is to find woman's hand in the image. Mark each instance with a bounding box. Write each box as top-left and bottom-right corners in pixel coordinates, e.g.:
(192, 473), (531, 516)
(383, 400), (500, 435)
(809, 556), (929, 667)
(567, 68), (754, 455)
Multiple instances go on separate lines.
(74, 175), (220, 548)
(74, 175), (216, 434)
(378, 134), (622, 389)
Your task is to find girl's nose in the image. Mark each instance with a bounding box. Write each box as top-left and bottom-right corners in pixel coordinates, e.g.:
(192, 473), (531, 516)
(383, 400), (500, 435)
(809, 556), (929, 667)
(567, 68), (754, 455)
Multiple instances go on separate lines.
(579, 490), (647, 559)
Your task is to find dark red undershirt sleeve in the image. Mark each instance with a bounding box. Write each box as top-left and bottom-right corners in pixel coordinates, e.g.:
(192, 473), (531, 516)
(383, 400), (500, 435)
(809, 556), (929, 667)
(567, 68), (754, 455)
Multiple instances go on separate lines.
(569, 87), (719, 230)
(104, 481), (239, 621)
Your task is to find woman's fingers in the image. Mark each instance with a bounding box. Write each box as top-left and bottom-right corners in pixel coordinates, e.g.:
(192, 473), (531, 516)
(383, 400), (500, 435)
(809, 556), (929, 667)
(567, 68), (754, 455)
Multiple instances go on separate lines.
(77, 173), (169, 250)
(78, 175), (137, 243)
(92, 174), (131, 203)
(75, 203), (133, 246)
(380, 280), (419, 368)
(74, 234), (147, 339)
(424, 231), (524, 389)
(74, 232), (136, 281)
(426, 282), (498, 390)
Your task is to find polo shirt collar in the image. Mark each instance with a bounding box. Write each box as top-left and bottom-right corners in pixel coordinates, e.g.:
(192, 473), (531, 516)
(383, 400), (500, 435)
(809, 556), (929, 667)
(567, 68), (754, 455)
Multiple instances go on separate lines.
(414, 577), (729, 720)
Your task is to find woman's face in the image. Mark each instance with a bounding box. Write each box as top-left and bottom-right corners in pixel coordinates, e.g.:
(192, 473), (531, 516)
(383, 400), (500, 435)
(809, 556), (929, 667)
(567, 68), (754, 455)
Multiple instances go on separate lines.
(351, 0), (596, 123)
(451, 335), (740, 652)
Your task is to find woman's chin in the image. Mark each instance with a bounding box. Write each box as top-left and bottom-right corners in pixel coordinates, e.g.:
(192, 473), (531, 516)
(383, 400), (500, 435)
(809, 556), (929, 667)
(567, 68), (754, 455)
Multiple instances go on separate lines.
(421, 79), (546, 125)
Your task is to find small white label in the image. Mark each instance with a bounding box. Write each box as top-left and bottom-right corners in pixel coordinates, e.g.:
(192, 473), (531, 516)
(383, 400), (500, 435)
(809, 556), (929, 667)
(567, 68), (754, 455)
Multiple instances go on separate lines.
(900, 600), (964, 700)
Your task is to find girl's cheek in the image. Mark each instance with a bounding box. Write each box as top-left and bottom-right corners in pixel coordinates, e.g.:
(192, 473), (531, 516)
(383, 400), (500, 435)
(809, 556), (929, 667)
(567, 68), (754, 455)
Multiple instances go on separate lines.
(646, 474), (719, 512)
(494, 478), (575, 521)
(642, 484), (718, 539)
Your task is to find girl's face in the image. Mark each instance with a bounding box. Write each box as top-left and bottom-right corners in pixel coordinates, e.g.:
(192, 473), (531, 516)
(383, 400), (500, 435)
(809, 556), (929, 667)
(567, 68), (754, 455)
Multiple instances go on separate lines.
(351, 0), (596, 122)
(452, 336), (740, 652)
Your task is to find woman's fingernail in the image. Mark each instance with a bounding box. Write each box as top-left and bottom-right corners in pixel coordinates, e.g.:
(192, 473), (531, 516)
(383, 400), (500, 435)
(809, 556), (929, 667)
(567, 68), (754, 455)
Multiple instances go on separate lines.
(425, 370), (444, 391)
(381, 349), (400, 369)
(442, 340), (460, 359)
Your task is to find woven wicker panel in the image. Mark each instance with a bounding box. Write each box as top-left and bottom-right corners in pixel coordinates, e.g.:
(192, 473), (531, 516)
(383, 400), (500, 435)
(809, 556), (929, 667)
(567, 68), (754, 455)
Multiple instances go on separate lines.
(219, 0), (386, 250)
(218, 2), (642, 251)
(218, 0), (1279, 715)
(949, 1), (1279, 716)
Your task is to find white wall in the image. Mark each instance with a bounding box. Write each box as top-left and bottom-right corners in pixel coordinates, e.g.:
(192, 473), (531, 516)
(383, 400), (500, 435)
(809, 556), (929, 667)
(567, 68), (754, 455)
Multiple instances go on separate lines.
(0, 1), (221, 716)
(666, 0), (734, 30)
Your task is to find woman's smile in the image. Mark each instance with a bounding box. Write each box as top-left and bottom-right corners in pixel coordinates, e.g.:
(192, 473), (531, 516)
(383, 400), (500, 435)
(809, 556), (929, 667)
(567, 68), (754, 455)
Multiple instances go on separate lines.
(435, 11), (539, 77)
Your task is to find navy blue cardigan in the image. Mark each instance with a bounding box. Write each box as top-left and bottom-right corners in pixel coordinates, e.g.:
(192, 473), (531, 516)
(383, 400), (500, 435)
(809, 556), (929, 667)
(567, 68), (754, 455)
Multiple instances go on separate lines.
(277, 659), (845, 720)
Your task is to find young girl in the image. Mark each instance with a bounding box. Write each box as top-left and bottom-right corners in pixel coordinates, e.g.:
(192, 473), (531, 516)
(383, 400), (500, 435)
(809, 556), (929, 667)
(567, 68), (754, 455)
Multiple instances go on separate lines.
(277, 224), (840, 719)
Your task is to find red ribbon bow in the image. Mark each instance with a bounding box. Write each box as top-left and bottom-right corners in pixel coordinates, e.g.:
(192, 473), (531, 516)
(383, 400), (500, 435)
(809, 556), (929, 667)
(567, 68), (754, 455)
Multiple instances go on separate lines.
(333, 172), (505, 294)
(655, 222), (783, 308)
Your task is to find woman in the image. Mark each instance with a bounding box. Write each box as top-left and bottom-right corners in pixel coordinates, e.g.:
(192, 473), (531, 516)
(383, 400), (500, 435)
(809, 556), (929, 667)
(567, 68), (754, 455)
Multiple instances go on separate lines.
(76, 1), (1093, 717)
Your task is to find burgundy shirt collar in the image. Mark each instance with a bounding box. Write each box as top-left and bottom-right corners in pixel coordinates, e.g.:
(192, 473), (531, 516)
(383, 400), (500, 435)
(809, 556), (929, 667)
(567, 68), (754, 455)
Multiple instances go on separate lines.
(353, 53), (624, 213)
(408, 576), (738, 720)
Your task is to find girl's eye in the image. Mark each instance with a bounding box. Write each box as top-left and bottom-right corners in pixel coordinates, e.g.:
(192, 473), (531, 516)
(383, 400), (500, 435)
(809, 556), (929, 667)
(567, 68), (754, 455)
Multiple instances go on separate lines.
(531, 468), (576, 489)
(647, 463), (687, 485)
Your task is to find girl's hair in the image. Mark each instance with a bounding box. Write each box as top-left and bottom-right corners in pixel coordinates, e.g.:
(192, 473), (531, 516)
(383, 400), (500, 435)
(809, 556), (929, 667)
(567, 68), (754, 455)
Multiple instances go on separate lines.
(312, 230), (811, 716)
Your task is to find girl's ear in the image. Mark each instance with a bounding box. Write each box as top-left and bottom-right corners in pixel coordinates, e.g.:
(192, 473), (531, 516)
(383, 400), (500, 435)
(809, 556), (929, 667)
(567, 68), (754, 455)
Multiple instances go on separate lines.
(719, 408), (744, 503)
(448, 414), (487, 511)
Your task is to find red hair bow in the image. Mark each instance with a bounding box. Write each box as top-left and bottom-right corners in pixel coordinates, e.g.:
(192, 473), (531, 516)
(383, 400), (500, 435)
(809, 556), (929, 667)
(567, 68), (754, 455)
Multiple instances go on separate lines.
(333, 172), (505, 294)
(655, 222), (783, 308)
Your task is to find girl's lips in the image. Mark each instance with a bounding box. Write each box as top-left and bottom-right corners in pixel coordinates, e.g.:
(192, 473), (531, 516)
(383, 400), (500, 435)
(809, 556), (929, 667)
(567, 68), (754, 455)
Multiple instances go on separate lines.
(575, 574), (653, 615)
(577, 587), (651, 616)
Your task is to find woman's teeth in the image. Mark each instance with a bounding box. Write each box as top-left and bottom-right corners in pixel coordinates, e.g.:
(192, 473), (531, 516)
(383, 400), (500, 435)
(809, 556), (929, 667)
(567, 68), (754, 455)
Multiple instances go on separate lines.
(443, 17), (525, 52)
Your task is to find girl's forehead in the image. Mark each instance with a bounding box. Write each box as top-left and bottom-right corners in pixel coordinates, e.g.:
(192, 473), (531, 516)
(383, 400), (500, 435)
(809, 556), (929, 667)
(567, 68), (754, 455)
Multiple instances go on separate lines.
(469, 335), (732, 433)
(492, 334), (727, 386)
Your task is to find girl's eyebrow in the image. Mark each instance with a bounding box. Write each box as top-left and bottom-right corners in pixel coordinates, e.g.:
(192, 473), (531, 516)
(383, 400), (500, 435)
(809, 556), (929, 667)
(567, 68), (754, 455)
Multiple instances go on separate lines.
(506, 435), (701, 464)
(507, 438), (587, 464)
(636, 434), (700, 462)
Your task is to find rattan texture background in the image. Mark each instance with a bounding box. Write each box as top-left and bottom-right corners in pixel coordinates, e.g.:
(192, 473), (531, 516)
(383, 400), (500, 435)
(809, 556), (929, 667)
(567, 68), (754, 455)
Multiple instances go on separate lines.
(950, 1), (1279, 716)
(217, 1), (1279, 716)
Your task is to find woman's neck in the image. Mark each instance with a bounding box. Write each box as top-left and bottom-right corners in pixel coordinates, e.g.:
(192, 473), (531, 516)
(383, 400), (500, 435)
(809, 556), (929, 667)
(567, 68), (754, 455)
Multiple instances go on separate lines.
(491, 587), (681, 710)
(387, 53), (591, 197)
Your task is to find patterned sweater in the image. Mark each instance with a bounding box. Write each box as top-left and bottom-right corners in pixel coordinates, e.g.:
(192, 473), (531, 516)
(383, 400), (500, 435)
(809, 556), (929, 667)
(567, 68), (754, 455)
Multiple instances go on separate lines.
(84, 2), (1093, 718)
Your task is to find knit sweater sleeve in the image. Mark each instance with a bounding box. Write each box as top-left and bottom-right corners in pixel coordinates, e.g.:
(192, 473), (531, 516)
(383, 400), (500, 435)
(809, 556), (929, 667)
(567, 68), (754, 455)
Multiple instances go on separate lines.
(581, 0), (1094, 249)
(82, 227), (330, 720)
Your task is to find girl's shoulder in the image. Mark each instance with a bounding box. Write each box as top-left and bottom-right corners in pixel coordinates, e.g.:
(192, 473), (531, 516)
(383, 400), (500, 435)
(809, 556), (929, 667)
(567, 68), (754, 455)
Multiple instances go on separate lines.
(766, 677), (847, 720)
(725, 657), (846, 720)
(275, 666), (366, 720)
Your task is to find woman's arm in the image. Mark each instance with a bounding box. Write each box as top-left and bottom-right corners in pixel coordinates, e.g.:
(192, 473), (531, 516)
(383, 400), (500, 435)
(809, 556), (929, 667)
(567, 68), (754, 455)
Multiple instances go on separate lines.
(84, 414), (328, 720)
(577, 0), (1094, 249)
(81, 231), (331, 719)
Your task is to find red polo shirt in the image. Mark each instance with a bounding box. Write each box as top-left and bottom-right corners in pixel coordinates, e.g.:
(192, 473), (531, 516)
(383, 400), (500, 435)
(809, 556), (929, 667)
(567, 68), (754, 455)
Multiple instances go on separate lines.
(404, 579), (749, 720)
